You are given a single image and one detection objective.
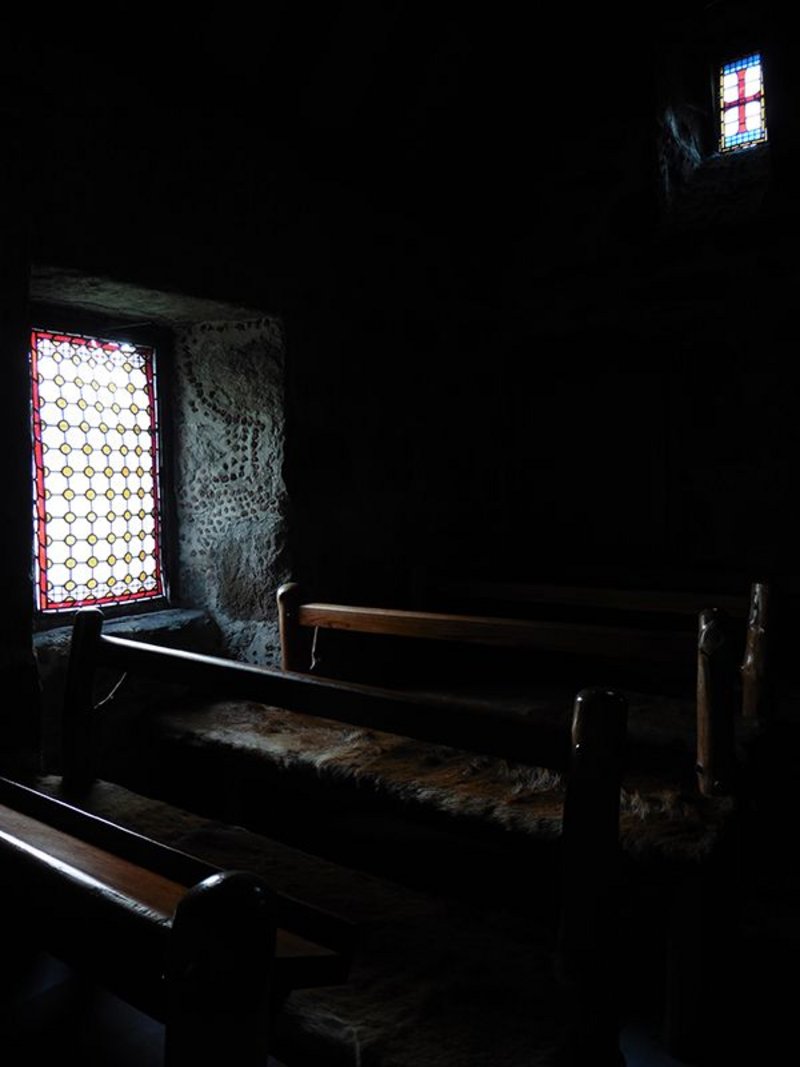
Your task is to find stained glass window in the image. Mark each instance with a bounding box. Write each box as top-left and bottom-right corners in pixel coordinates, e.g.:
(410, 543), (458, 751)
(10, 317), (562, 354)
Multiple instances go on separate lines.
(30, 328), (166, 613)
(720, 53), (767, 153)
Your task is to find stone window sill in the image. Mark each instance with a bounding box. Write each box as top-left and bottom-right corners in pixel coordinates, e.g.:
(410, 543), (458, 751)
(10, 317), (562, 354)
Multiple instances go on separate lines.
(34, 608), (219, 660)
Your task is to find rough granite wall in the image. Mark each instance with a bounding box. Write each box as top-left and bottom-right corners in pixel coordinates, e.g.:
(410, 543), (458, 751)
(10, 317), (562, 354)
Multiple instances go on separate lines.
(174, 318), (289, 665)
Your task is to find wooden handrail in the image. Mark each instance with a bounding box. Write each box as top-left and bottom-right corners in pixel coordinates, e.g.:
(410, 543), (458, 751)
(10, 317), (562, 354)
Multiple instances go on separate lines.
(277, 581), (695, 672)
(0, 800), (186, 922)
(0, 781), (352, 1065)
(0, 775), (354, 959)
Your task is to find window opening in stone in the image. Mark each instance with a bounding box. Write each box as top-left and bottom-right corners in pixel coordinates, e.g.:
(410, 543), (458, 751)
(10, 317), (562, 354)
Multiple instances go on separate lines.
(719, 52), (767, 152)
(29, 328), (166, 613)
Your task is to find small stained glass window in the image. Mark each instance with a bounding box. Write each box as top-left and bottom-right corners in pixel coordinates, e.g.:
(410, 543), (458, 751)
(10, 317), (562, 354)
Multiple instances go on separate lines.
(30, 328), (166, 613)
(719, 53), (767, 153)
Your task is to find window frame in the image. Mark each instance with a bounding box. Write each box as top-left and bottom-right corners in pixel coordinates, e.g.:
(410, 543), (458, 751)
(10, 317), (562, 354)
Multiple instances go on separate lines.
(717, 50), (768, 155)
(28, 305), (177, 629)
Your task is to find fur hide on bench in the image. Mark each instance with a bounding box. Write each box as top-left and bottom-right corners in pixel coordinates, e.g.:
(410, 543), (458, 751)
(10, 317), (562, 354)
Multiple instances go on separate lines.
(128, 695), (735, 869)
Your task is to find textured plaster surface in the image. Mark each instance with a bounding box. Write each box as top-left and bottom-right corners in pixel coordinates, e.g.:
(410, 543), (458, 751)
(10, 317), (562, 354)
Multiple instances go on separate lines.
(174, 318), (289, 665)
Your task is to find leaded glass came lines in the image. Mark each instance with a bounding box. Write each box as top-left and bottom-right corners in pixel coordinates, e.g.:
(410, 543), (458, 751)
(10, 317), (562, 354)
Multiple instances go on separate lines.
(720, 53), (767, 152)
(30, 329), (165, 612)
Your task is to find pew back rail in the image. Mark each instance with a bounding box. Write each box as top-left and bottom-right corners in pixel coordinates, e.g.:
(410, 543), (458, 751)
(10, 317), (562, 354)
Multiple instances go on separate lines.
(425, 577), (771, 719)
(277, 582), (741, 797)
(0, 776), (351, 1066)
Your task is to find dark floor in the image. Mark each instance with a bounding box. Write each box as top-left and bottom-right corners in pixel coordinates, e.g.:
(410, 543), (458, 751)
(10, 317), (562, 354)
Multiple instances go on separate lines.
(0, 952), (286, 1067)
(0, 950), (705, 1067)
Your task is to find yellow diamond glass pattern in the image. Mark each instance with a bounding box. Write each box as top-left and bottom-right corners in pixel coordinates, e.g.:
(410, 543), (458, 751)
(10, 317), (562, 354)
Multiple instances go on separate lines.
(30, 329), (165, 612)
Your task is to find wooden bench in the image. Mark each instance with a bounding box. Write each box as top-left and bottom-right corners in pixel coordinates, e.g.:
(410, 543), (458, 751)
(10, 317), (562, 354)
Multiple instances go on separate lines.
(0, 774), (351, 1066)
(277, 581), (749, 798)
(423, 576), (771, 723)
(54, 605), (629, 1066)
(274, 582), (755, 1059)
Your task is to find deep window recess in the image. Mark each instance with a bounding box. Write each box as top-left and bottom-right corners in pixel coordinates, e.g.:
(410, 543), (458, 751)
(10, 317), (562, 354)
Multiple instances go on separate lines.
(719, 52), (767, 152)
(29, 327), (166, 613)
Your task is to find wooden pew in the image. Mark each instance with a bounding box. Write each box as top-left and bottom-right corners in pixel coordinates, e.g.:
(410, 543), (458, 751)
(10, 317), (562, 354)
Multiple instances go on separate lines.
(0, 774), (351, 1066)
(276, 583), (751, 1059)
(426, 576), (771, 721)
(277, 581), (742, 797)
(57, 606), (629, 1067)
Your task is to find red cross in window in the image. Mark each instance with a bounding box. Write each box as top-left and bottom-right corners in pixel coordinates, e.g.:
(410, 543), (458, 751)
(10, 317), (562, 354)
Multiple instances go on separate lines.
(727, 68), (762, 134)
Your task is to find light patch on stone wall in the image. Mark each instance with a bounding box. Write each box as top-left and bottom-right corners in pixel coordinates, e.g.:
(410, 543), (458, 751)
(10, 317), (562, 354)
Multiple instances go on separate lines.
(174, 318), (289, 664)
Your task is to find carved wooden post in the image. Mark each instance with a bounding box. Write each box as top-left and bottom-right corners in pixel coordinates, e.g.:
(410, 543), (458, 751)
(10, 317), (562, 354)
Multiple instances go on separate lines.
(556, 687), (627, 1067)
(165, 870), (276, 1067)
(666, 607), (740, 1057)
(741, 580), (769, 722)
(277, 581), (308, 672)
(696, 608), (737, 797)
(61, 606), (104, 791)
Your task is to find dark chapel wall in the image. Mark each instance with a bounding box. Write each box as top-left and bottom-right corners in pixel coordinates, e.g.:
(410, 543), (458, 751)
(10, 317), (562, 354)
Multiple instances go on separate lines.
(283, 1), (800, 601)
(0, 107), (39, 754)
(4, 1), (800, 707)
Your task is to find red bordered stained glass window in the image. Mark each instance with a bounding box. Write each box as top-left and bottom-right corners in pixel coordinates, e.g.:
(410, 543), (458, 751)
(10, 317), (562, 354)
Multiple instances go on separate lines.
(720, 53), (767, 153)
(30, 328), (166, 613)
